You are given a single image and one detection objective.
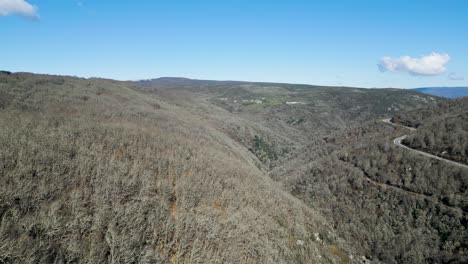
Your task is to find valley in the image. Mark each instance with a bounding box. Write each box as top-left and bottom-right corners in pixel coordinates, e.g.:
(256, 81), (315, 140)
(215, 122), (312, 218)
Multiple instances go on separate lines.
(4, 1), (467, 263)
(0, 73), (466, 263)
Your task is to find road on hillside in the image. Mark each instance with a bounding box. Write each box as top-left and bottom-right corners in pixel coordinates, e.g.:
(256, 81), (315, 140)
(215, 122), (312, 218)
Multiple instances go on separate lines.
(353, 119), (468, 214)
(383, 119), (468, 170)
(382, 118), (416, 131)
(362, 173), (464, 214)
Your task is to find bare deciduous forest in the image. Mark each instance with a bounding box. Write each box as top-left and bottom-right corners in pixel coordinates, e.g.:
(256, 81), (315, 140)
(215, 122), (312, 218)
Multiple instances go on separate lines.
(393, 98), (468, 165)
(0, 72), (466, 263)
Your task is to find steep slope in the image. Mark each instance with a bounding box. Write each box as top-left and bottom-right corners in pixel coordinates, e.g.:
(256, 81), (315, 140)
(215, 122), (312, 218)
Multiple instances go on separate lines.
(0, 73), (352, 263)
(0, 72), (457, 264)
(393, 97), (468, 164)
(271, 120), (467, 264)
(135, 78), (443, 168)
(273, 98), (468, 264)
(134, 77), (465, 263)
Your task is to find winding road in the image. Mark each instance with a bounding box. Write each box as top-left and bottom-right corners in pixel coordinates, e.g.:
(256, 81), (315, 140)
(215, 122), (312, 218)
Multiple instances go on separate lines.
(382, 118), (468, 170)
(350, 118), (468, 214)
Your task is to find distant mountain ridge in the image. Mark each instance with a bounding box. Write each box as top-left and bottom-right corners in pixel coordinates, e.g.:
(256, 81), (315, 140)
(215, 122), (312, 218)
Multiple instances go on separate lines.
(413, 87), (468, 98)
(135, 77), (352, 88)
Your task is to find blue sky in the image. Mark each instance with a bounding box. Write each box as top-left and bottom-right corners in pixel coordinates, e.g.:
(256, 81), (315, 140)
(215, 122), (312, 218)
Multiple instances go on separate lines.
(1, 0), (467, 88)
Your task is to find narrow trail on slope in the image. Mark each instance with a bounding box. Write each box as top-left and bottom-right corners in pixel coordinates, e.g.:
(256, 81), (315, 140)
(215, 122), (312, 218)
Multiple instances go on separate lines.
(350, 118), (468, 215)
(382, 118), (468, 170)
(343, 157), (465, 214)
(361, 167), (465, 215)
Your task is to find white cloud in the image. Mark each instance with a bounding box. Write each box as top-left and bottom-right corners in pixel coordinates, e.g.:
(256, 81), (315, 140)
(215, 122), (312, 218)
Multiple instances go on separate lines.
(378, 52), (450, 76)
(448, 72), (464, 81)
(0, 0), (38, 18)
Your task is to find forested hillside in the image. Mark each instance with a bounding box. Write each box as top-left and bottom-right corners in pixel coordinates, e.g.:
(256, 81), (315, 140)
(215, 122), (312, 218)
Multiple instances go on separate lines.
(0, 73), (348, 263)
(393, 97), (468, 164)
(138, 78), (441, 168)
(271, 121), (467, 263)
(1, 72), (466, 264)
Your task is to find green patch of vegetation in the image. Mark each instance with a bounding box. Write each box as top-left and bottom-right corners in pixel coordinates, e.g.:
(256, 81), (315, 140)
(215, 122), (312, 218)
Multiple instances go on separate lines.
(263, 96), (289, 106)
(249, 135), (278, 162)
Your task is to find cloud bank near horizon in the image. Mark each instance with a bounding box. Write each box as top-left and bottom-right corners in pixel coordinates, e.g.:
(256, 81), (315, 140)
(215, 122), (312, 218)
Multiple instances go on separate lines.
(448, 72), (464, 81)
(378, 52), (450, 76)
(0, 0), (38, 18)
